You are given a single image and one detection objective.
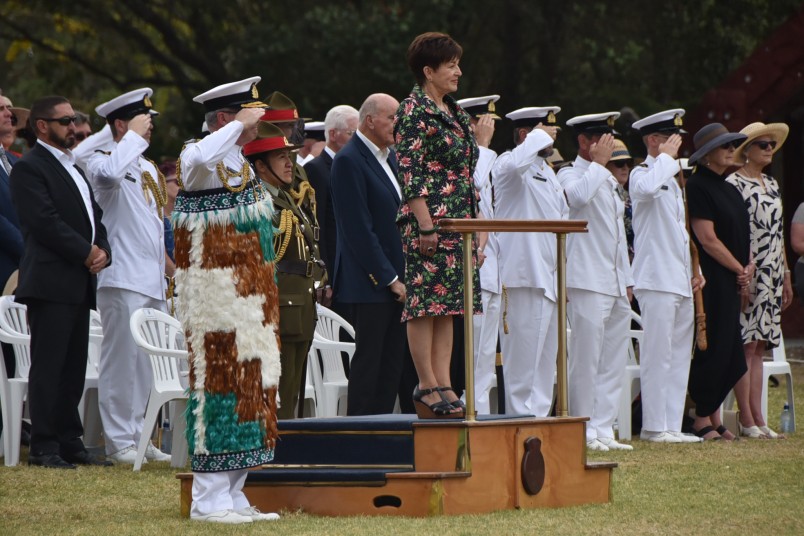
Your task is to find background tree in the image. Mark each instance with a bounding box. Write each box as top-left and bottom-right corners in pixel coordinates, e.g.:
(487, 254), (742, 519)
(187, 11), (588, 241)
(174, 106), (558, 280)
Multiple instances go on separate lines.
(1, 0), (802, 159)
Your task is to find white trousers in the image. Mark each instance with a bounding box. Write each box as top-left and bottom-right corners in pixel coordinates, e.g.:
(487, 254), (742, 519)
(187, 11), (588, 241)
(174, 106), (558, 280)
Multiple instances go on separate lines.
(191, 469), (250, 516)
(472, 289), (501, 414)
(500, 287), (557, 417)
(97, 287), (166, 454)
(634, 289), (694, 433)
(567, 288), (630, 441)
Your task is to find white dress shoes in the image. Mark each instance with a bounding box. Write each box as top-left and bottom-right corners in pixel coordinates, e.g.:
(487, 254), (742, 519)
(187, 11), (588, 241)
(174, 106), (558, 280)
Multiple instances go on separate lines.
(191, 509), (253, 524)
(236, 506), (280, 521)
(597, 437), (634, 451)
(586, 438), (609, 451)
(640, 431), (682, 443)
(668, 431), (704, 443)
(145, 442), (172, 462)
(109, 445), (144, 464)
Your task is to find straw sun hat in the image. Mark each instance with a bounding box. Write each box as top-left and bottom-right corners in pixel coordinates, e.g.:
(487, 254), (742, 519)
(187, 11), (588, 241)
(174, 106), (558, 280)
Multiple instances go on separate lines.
(733, 122), (789, 165)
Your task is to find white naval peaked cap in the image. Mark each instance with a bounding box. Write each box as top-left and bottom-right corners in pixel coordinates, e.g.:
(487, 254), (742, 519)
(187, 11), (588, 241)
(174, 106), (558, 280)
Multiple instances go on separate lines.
(304, 121), (326, 141)
(632, 108), (687, 135)
(457, 95), (501, 119)
(95, 88), (158, 121)
(505, 106), (561, 126)
(565, 111), (620, 134)
(192, 76), (267, 112)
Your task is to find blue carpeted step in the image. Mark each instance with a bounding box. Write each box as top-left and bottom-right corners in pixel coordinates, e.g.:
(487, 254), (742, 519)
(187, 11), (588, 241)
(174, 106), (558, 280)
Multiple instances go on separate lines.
(273, 414), (417, 466)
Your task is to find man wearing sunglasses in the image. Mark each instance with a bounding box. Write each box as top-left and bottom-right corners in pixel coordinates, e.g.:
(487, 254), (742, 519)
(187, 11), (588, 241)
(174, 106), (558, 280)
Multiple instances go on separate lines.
(9, 95), (112, 468)
(72, 111), (93, 145)
(629, 109), (705, 444)
(85, 88), (172, 465)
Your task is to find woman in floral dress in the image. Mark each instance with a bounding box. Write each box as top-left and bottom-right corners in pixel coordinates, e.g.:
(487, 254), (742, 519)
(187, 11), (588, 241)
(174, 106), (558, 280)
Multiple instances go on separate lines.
(727, 122), (793, 439)
(395, 32), (480, 418)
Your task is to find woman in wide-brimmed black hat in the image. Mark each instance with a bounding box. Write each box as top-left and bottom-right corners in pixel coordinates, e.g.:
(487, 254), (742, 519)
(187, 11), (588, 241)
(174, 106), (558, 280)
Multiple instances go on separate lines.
(685, 123), (751, 441)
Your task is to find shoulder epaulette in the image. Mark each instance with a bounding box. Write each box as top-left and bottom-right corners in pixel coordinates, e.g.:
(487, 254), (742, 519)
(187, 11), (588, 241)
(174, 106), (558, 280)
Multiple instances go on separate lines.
(94, 150), (111, 155)
(637, 163), (648, 168)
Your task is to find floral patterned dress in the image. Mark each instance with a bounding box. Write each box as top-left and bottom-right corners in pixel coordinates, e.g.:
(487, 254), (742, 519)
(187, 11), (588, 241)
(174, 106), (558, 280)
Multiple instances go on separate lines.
(725, 172), (785, 348)
(395, 85), (481, 321)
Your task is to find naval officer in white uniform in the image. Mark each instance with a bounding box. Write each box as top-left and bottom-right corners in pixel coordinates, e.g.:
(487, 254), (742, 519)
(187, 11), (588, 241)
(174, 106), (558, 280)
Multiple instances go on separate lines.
(558, 112), (634, 451)
(492, 106), (566, 417)
(630, 109), (704, 444)
(86, 88), (171, 464)
(457, 95), (500, 413)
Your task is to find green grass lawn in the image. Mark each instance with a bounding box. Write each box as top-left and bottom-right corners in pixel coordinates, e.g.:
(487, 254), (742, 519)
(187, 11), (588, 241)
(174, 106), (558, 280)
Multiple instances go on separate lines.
(2, 362), (802, 536)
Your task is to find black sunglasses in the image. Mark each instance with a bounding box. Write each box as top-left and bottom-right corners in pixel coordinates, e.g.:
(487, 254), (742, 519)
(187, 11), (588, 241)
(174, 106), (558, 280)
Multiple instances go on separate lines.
(39, 115), (79, 126)
(719, 140), (740, 150)
(751, 140), (777, 151)
(611, 160), (632, 168)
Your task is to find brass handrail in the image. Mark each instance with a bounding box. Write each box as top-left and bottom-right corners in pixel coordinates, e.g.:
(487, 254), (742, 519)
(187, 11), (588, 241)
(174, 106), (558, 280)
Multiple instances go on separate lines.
(439, 218), (588, 421)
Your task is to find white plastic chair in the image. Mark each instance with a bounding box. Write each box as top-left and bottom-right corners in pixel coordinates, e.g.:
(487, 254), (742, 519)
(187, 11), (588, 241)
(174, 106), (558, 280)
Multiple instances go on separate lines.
(311, 305), (355, 416)
(0, 296), (31, 466)
(79, 310), (104, 448)
(617, 311), (643, 441)
(762, 333), (795, 432)
(129, 308), (188, 471)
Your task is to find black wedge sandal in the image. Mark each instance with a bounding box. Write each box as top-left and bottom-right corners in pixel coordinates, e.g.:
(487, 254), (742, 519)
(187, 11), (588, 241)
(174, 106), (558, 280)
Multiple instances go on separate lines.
(413, 386), (463, 419)
(437, 386), (466, 412)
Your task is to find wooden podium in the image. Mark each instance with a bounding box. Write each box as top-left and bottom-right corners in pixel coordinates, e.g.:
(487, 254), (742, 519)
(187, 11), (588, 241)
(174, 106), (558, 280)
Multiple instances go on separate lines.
(177, 218), (616, 517)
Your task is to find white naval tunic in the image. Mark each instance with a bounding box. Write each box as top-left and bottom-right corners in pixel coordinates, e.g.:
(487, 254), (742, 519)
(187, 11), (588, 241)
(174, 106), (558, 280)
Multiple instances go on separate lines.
(179, 120), (249, 191)
(86, 130), (168, 455)
(492, 129), (568, 416)
(472, 146), (500, 413)
(558, 156), (632, 440)
(630, 153), (694, 434)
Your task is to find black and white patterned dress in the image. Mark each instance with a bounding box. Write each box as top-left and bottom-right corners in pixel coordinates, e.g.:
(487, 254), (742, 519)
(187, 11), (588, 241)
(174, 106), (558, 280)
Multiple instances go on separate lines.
(725, 172), (784, 349)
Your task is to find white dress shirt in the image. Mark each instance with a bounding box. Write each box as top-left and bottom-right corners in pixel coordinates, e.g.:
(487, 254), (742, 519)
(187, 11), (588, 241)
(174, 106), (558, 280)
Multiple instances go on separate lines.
(179, 120), (250, 191)
(473, 146), (500, 294)
(629, 153), (692, 297)
(86, 130), (166, 300)
(37, 139), (95, 241)
(355, 129), (401, 200)
(558, 155), (632, 297)
(492, 129), (568, 300)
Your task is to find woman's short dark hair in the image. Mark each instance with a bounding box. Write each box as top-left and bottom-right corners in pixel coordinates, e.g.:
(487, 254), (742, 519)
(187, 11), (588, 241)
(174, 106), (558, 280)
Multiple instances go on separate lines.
(407, 32), (463, 86)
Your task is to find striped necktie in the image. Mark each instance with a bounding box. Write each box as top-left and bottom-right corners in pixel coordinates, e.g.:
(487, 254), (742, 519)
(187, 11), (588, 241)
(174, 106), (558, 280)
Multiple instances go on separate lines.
(0, 147), (11, 175)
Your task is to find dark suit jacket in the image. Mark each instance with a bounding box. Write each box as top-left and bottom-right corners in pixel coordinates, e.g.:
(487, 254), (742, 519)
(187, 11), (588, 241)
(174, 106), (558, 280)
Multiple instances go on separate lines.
(304, 150), (336, 276)
(10, 143), (110, 308)
(0, 150), (23, 289)
(330, 135), (404, 304)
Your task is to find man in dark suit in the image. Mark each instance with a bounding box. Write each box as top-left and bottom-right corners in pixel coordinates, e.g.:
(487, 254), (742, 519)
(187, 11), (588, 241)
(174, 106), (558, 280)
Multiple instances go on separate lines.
(10, 95), (112, 468)
(304, 105), (358, 292)
(0, 94), (23, 436)
(330, 94), (408, 416)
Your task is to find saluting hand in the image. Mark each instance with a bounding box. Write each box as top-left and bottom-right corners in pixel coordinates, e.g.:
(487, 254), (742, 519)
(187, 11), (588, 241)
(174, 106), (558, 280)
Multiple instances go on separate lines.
(235, 107), (265, 145)
(474, 114), (495, 148)
(535, 122), (559, 141)
(590, 133), (615, 166)
(659, 134), (683, 159)
(128, 114), (153, 139)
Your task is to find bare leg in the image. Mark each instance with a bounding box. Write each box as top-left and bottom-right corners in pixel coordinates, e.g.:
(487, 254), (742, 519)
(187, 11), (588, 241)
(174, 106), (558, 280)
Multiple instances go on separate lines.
(735, 341), (756, 428)
(748, 341), (766, 427)
(430, 316), (455, 402)
(407, 317), (437, 406)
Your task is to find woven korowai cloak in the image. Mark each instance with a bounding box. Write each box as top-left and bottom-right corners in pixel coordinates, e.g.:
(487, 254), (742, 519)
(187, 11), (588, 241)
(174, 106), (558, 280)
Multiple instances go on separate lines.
(172, 182), (281, 472)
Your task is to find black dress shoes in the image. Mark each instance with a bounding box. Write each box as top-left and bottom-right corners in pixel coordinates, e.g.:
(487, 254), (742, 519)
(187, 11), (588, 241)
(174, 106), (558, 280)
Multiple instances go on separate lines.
(61, 450), (113, 467)
(28, 453), (77, 469)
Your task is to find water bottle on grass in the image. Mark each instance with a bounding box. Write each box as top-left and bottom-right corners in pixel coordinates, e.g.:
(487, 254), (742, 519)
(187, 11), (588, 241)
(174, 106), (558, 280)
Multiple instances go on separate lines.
(780, 404), (793, 434)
